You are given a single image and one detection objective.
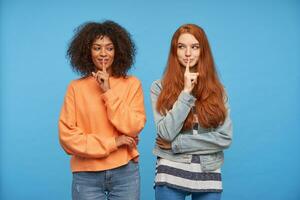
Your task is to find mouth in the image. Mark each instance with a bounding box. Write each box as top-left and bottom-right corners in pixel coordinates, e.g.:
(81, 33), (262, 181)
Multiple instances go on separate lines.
(97, 58), (109, 65)
(183, 59), (193, 63)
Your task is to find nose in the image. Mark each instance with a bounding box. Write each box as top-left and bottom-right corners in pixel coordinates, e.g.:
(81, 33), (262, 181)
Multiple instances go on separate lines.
(100, 48), (107, 57)
(185, 47), (191, 57)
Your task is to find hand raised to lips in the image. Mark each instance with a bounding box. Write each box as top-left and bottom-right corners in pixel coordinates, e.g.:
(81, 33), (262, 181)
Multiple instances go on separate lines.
(92, 60), (110, 92)
(183, 58), (199, 93)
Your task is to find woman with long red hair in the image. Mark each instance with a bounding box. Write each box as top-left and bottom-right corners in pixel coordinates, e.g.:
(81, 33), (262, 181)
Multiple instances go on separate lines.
(151, 24), (233, 200)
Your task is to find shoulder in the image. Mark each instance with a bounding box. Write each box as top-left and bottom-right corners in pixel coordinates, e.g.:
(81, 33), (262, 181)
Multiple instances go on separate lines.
(65, 76), (93, 94)
(125, 75), (142, 85)
(68, 76), (91, 88)
(116, 76), (143, 93)
(121, 76), (142, 91)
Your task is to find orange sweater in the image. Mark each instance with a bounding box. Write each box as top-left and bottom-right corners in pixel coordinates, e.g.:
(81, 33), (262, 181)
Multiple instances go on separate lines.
(59, 76), (146, 172)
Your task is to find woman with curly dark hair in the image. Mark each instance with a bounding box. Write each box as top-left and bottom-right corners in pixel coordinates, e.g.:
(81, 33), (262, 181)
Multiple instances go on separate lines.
(58, 20), (146, 200)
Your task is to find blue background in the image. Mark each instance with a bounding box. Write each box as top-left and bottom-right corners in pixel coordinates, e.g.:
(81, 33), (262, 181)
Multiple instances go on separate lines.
(1, 0), (299, 199)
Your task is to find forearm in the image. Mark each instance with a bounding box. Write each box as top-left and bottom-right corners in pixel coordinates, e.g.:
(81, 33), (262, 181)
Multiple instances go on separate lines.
(102, 83), (146, 137)
(59, 120), (118, 158)
(172, 116), (233, 153)
(152, 91), (196, 141)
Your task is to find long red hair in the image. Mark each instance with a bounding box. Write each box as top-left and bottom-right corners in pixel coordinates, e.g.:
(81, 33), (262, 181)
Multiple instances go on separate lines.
(156, 24), (227, 130)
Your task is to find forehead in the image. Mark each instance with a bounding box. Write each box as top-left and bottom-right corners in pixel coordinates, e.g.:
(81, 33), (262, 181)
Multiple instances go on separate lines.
(93, 35), (113, 45)
(177, 33), (198, 44)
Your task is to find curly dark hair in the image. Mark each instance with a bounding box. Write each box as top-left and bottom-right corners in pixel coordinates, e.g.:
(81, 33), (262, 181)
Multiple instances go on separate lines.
(67, 20), (136, 77)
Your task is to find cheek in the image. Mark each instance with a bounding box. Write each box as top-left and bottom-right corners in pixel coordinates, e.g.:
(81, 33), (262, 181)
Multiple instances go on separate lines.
(91, 51), (98, 59)
(177, 50), (184, 59)
(110, 52), (115, 61)
(194, 51), (200, 60)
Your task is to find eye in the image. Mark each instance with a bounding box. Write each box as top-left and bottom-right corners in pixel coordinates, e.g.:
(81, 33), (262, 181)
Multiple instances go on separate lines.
(192, 45), (200, 50)
(178, 44), (185, 49)
(107, 46), (114, 51)
(92, 46), (101, 51)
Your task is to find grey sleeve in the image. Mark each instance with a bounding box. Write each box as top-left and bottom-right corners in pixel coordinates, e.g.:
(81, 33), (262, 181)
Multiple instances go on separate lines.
(171, 99), (233, 153)
(150, 80), (196, 142)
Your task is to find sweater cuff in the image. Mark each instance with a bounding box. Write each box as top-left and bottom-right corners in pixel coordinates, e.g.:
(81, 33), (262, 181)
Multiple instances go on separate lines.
(178, 91), (196, 106)
(171, 134), (182, 154)
(107, 137), (118, 153)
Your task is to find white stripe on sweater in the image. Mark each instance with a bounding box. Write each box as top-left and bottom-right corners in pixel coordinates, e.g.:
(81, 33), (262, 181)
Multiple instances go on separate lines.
(155, 173), (222, 190)
(157, 158), (221, 173)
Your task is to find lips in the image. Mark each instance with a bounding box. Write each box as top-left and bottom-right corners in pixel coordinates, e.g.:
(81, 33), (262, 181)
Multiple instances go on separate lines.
(183, 59), (193, 63)
(97, 59), (109, 64)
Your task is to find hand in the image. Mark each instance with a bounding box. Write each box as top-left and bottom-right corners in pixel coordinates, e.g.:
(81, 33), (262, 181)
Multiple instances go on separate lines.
(134, 136), (140, 145)
(115, 135), (137, 149)
(132, 136), (140, 163)
(183, 59), (199, 93)
(92, 62), (110, 92)
(156, 136), (171, 150)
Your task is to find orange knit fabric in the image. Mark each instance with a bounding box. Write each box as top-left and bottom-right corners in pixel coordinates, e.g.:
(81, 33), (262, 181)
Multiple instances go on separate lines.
(59, 76), (146, 172)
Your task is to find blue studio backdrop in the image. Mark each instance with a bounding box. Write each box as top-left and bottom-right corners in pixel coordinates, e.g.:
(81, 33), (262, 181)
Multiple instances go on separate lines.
(1, 0), (300, 199)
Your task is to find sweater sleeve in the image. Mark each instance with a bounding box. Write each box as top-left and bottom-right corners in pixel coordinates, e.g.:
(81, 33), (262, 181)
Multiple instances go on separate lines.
(150, 80), (196, 142)
(101, 78), (146, 137)
(171, 99), (233, 153)
(58, 83), (118, 158)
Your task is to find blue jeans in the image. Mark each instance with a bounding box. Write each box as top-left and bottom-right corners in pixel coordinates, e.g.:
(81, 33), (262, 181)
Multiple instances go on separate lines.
(72, 161), (140, 200)
(155, 185), (222, 200)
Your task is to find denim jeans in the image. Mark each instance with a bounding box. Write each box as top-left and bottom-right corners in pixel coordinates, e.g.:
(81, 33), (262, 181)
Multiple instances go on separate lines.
(72, 161), (140, 200)
(155, 185), (222, 200)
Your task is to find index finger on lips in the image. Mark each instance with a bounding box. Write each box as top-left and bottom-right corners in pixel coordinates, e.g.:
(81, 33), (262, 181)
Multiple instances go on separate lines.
(102, 60), (107, 74)
(185, 58), (190, 73)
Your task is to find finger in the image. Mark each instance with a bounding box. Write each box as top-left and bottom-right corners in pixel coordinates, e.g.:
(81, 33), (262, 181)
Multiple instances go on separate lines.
(131, 138), (136, 146)
(94, 70), (100, 75)
(157, 143), (163, 148)
(190, 72), (199, 77)
(125, 139), (132, 147)
(94, 72), (101, 82)
(92, 72), (97, 77)
(128, 137), (136, 147)
(97, 72), (107, 80)
(97, 71), (104, 75)
(185, 58), (190, 73)
(100, 60), (107, 74)
(97, 74), (106, 83)
(190, 74), (198, 80)
(185, 59), (190, 73)
(190, 77), (197, 82)
(156, 138), (162, 143)
(157, 141), (165, 147)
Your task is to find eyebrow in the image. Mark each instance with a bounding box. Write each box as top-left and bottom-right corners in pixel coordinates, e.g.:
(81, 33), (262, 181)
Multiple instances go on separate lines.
(92, 43), (113, 46)
(178, 43), (200, 46)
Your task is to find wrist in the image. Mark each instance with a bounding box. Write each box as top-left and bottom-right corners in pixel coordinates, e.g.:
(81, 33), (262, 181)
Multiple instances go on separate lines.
(183, 88), (191, 94)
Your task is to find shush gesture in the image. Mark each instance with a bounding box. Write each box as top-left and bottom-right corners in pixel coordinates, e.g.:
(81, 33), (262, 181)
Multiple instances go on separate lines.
(183, 59), (199, 93)
(92, 61), (110, 92)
